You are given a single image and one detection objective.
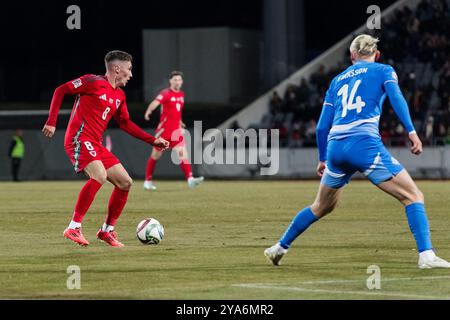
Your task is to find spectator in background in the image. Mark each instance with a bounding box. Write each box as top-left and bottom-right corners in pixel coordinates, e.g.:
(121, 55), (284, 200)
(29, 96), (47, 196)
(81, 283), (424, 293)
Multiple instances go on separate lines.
(283, 85), (298, 113)
(8, 129), (25, 182)
(269, 91), (283, 115)
(296, 78), (310, 103)
(303, 119), (317, 147)
(424, 115), (435, 145)
(380, 120), (391, 145)
(290, 121), (303, 148)
(435, 122), (447, 145)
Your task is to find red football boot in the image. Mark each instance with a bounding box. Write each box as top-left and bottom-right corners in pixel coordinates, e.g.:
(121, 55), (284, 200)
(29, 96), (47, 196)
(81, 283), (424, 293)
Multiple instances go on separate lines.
(63, 228), (89, 246)
(96, 229), (124, 247)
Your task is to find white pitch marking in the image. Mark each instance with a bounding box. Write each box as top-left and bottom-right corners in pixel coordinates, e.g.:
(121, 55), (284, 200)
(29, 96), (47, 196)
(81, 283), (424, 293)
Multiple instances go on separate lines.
(289, 275), (450, 285)
(233, 284), (450, 300)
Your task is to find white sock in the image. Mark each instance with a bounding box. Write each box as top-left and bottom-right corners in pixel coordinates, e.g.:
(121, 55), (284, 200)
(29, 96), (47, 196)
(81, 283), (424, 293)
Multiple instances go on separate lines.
(69, 221), (81, 229)
(419, 249), (436, 260)
(102, 223), (114, 232)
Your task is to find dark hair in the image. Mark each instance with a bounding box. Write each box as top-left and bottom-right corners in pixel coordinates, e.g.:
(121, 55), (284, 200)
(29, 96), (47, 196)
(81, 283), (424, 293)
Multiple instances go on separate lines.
(105, 50), (133, 63)
(169, 71), (184, 79)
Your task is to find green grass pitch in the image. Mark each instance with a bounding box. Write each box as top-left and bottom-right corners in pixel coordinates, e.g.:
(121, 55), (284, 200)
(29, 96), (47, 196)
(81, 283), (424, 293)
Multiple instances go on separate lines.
(0, 180), (449, 299)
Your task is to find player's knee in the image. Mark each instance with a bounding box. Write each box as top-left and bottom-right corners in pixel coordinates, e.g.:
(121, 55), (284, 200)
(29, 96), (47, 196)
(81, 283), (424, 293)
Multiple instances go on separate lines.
(118, 177), (133, 191)
(311, 201), (336, 217)
(151, 151), (162, 160)
(92, 173), (107, 185)
(409, 188), (424, 204)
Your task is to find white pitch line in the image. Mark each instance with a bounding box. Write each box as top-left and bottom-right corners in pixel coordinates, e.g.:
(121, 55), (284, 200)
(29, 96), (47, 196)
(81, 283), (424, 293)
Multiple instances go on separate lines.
(233, 284), (450, 300)
(288, 275), (450, 285)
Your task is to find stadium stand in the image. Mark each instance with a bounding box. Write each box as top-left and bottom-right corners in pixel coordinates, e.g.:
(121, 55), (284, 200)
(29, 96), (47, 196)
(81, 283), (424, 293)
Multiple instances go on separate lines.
(221, 0), (450, 148)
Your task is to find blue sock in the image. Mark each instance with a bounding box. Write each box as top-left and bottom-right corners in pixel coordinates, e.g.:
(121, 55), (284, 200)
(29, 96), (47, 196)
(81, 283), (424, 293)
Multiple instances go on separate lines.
(405, 202), (433, 253)
(279, 207), (319, 249)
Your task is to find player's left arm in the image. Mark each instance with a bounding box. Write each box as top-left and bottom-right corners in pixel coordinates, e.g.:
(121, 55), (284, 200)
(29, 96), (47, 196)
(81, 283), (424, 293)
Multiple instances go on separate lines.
(383, 66), (422, 155)
(115, 99), (168, 149)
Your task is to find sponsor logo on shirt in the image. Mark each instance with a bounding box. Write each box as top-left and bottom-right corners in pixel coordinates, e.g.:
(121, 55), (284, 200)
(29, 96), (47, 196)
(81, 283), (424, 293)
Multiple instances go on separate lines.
(171, 97), (176, 102)
(72, 79), (82, 88)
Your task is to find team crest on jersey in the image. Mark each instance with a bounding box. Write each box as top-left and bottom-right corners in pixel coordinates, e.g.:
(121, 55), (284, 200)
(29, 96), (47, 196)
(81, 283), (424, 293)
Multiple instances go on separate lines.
(72, 79), (82, 88)
(115, 99), (121, 109)
(99, 94), (107, 101)
(109, 98), (114, 104)
(392, 71), (398, 81)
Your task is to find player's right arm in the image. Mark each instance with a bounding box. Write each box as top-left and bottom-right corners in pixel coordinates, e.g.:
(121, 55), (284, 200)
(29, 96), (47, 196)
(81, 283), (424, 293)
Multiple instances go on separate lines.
(315, 80), (336, 176)
(144, 100), (161, 121)
(42, 75), (93, 138)
(144, 91), (166, 121)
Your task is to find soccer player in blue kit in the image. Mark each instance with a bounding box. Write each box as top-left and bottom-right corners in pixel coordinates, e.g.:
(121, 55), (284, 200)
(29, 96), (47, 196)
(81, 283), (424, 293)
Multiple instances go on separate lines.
(265, 35), (450, 269)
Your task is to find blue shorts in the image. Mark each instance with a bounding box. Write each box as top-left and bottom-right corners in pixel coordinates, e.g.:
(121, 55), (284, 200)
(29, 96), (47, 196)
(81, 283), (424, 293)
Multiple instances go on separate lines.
(321, 136), (404, 189)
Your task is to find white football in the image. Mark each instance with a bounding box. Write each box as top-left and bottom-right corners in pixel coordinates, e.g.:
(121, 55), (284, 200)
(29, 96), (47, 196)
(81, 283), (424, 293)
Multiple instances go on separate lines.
(136, 218), (164, 245)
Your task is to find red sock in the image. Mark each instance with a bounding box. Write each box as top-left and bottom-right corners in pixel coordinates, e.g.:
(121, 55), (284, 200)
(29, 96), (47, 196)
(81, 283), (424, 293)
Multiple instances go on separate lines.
(105, 187), (129, 226)
(72, 179), (103, 223)
(180, 160), (193, 180)
(145, 157), (157, 181)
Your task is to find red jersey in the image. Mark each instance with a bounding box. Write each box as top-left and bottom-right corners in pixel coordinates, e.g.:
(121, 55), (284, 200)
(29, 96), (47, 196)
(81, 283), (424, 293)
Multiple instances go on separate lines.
(155, 88), (184, 132)
(46, 74), (155, 147)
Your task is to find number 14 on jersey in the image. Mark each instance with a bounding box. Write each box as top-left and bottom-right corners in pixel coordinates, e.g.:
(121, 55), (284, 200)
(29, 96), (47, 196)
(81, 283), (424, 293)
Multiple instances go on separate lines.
(338, 80), (366, 118)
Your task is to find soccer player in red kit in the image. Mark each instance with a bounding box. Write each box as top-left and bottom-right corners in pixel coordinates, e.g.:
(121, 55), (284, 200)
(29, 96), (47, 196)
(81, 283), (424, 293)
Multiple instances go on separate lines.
(42, 50), (169, 247)
(143, 71), (204, 190)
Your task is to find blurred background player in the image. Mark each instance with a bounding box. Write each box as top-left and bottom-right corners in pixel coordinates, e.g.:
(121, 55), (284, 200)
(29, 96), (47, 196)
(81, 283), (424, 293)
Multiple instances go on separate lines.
(42, 50), (169, 247)
(265, 34), (450, 269)
(8, 129), (25, 182)
(143, 71), (204, 190)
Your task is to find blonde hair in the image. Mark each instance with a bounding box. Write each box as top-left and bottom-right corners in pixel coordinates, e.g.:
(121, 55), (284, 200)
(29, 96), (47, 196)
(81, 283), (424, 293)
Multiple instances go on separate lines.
(350, 34), (379, 57)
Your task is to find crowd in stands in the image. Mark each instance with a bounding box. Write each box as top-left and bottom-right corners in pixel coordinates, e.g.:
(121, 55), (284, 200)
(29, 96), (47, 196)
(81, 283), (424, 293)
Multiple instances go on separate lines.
(257, 0), (450, 148)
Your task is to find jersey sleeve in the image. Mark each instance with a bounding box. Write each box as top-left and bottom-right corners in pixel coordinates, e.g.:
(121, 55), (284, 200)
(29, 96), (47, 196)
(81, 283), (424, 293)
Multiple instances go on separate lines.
(155, 90), (167, 104)
(322, 80), (335, 108)
(381, 65), (399, 87)
(45, 75), (97, 127)
(382, 66), (416, 134)
(316, 81), (336, 162)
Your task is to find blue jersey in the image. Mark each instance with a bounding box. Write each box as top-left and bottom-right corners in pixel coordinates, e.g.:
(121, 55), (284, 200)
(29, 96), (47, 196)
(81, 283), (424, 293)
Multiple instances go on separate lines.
(316, 61), (415, 162)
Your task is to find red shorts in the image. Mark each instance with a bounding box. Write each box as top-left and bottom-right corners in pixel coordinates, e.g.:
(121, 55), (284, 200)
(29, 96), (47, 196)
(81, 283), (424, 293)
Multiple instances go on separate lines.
(155, 127), (186, 151)
(65, 138), (120, 173)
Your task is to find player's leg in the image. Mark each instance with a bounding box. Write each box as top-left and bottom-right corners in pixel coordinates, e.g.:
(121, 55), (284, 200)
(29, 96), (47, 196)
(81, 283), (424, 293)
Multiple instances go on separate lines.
(144, 147), (163, 190)
(174, 145), (204, 188)
(376, 169), (450, 268)
(361, 140), (450, 268)
(64, 160), (107, 246)
(264, 183), (344, 265)
(96, 154), (132, 247)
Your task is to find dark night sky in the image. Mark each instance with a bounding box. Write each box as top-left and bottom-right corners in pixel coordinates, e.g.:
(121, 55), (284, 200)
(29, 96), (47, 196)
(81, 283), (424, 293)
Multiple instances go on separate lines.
(0, 0), (396, 102)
